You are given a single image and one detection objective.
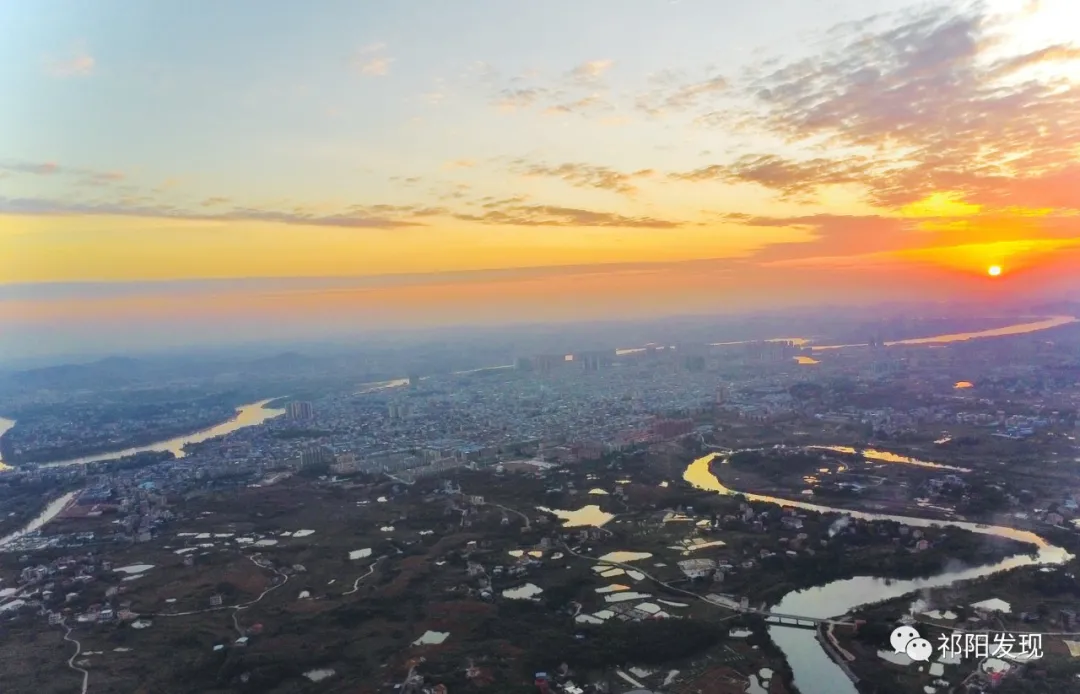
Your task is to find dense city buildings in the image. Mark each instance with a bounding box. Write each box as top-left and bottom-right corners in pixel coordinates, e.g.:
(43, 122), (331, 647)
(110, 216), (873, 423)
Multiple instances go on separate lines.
(4, 315), (1080, 692)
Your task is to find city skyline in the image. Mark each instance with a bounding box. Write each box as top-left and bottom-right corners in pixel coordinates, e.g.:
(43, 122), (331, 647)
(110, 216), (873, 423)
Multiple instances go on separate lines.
(3, 0), (1080, 355)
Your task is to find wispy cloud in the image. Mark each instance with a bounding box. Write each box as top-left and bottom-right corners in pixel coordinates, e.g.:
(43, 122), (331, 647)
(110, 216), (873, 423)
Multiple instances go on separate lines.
(1, 161), (60, 175)
(568, 59), (614, 82)
(670, 154), (873, 200)
(45, 44), (95, 77)
(494, 87), (550, 112)
(487, 63), (616, 117)
(544, 94), (611, 117)
(454, 201), (681, 228)
(732, 4), (1080, 209)
(511, 160), (653, 196)
(353, 43), (393, 76)
(635, 72), (728, 116)
(1, 160), (124, 186)
(0, 196), (428, 229)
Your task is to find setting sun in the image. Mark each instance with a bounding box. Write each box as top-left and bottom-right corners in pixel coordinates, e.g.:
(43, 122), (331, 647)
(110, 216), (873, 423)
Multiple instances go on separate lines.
(988, 265), (1002, 277)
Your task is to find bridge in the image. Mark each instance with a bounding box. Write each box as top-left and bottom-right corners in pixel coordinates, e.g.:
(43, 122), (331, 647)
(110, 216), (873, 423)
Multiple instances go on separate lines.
(561, 542), (855, 630)
(760, 612), (845, 629)
(734, 607), (852, 629)
(702, 596), (851, 628)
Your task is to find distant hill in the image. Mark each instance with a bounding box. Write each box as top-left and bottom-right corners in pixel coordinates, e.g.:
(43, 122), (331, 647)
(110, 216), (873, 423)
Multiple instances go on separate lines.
(5, 356), (152, 390)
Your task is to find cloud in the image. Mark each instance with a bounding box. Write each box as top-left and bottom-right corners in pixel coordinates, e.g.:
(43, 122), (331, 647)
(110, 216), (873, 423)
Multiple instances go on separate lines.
(544, 94), (612, 116)
(670, 154), (873, 199)
(1, 161), (60, 175)
(737, 208), (1080, 267)
(45, 45), (95, 77)
(568, 59), (614, 82)
(486, 63), (616, 117)
(740, 214), (912, 262)
(353, 43), (392, 76)
(0, 196), (427, 229)
(358, 57), (392, 76)
(78, 171), (126, 187)
(635, 72), (729, 116)
(443, 159), (477, 170)
(737, 4), (1080, 208)
(454, 202), (682, 228)
(511, 160), (652, 196)
(0, 160), (124, 186)
(494, 87), (550, 112)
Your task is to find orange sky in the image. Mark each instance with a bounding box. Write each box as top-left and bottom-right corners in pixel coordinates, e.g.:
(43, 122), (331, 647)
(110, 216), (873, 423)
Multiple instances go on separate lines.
(2, 0), (1080, 354)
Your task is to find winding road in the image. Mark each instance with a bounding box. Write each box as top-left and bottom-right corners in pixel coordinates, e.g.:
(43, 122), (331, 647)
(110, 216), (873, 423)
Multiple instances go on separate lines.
(486, 502), (532, 529)
(149, 554), (290, 621)
(57, 616), (90, 694)
(343, 557), (383, 595)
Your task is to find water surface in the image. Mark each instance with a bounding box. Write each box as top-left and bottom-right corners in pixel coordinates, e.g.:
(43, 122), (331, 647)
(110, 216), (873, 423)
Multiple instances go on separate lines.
(683, 453), (1069, 694)
(39, 399), (284, 468)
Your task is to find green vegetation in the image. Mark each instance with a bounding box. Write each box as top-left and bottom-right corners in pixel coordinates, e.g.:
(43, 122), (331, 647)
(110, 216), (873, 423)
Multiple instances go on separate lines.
(729, 449), (829, 477)
(516, 615), (729, 669)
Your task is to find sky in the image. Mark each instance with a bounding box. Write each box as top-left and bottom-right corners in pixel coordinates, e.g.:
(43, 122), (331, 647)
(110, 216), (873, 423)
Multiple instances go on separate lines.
(2, 0), (1080, 358)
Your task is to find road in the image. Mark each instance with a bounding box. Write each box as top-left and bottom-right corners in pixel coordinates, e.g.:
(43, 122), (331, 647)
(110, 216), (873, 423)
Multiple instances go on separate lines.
(343, 557), (383, 595)
(231, 555), (290, 636)
(52, 615), (90, 694)
(486, 502), (531, 529)
(150, 553), (290, 621)
(560, 543), (738, 618)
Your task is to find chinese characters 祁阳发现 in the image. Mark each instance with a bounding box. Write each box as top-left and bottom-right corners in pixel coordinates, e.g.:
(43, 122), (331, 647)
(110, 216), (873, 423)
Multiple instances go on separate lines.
(938, 632), (1044, 660)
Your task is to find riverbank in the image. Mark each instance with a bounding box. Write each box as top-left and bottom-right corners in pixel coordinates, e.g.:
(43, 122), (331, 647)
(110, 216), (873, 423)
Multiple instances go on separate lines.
(835, 562), (1080, 693)
(0, 414), (238, 466)
(0, 490), (80, 549)
(26, 399), (285, 468)
(0, 482), (81, 540)
(683, 451), (1071, 694)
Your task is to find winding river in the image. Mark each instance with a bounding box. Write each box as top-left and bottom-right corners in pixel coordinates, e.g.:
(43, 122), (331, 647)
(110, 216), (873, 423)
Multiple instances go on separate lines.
(3, 399), (285, 470)
(684, 453), (1072, 694)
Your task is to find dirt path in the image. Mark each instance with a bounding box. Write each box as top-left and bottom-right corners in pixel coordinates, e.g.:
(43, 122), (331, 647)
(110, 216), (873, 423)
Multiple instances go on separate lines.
(56, 616), (90, 694)
(486, 502), (532, 529)
(149, 554), (290, 627)
(343, 557), (383, 596)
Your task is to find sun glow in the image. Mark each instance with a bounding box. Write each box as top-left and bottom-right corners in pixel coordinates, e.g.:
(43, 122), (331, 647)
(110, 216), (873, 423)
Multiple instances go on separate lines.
(988, 265), (1002, 277)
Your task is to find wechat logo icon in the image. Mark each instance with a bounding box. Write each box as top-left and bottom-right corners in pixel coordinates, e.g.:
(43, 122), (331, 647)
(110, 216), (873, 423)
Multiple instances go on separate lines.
(891, 624), (934, 662)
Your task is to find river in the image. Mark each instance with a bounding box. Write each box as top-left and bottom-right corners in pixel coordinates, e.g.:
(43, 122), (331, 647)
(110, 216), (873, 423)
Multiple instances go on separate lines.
(4, 314), (1068, 471)
(683, 453), (1072, 694)
(0, 417), (14, 472)
(0, 490), (79, 549)
(2, 399), (285, 469)
(809, 315), (1077, 351)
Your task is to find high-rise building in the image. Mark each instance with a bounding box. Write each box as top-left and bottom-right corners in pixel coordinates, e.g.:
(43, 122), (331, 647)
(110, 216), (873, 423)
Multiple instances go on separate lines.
(533, 354), (564, 374)
(286, 401), (314, 420)
(683, 355), (706, 372)
(299, 445), (334, 468)
(572, 350), (614, 371)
